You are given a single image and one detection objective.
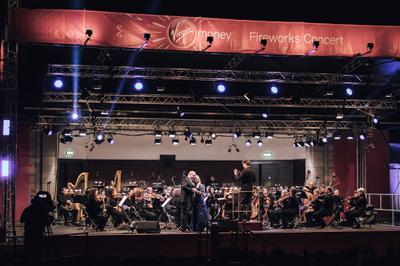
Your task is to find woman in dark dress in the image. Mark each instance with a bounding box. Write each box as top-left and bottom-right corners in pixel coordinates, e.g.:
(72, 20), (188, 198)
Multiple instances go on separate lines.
(192, 175), (209, 232)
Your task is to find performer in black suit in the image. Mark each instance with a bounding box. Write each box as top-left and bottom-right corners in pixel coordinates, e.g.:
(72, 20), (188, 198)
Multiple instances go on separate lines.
(233, 160), (255, 221)
(345, 187), (367, 228)
(178, 170), (199, 231)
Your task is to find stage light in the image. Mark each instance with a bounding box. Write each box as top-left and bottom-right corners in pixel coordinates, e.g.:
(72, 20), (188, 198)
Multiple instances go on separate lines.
(304, 141), (310, 147)
(184, 127), (192, 138)
(359, 132), (366, 140)
(367, 42), (374, 51)
(346, 88), (353, 96)
(293, 141), (297, 148)
(43, 126), (53, 136)
(217, 83), (226, 93)
(252, 130), (261, 139)
(155, 130), (162, 138)
(85, 29), (93, 38)
(92, 79), (102, 90)
(205, 139), (212, 145)
(322, 136), (328, 143)
(154, 138), (162, 145)
(168, 130), (176, 138)
(53, 79), (64, 89)
(60, 135), (73, 144)
(172, 139), (180, 145)
(262, 113), (268, 119)
(333, 131), (341, 140)
(71, 111), (80, 121)
(313, 41), (320, 49)
(144, 33), (151, 42)
(2, 159), (10, 177)
(373, 116), (380, 125)
(297, 141), (305, 148)
(200, 135), (205, 144)
(189, 137), (197, 145)
(233, 128), (241, 138)
(79, 129), (87, 137)
(266, 132), (274, 139)
(134, 81), (144, 91)
(310, 138), (316, 146)
(2, 119), (10, 136)
(63, 130), (72, 137)
(270, 85), (279, 94)
(96, 131), (104, 141)
(245, 139), (252, 146)
(210, 132), (216, 139)
(336, 111), (344, 120)
(177, 106), (185, 118)
(346, 131), (354, 140)
(107, 134), (114, 144)
(257, 139), (263, 147)
(101, 109), (110, 116)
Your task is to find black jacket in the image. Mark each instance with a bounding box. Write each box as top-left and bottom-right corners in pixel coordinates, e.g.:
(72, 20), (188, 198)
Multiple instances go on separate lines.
(235, 168), (255, 190)
(179, 177), (195, 204)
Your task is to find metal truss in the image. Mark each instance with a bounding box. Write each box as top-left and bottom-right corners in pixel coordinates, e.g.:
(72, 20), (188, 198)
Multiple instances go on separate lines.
(47, 64), (395, 86)
(37, 115), (359, 133)
(224, 54), (249, 70)
(42, 92), (398, 110)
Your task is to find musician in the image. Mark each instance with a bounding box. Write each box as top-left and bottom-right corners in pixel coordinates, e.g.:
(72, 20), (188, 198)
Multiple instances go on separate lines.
(192, 175), (208, 232)
(85, 190), (108, 231)
(108, 188), (126, 229)
(272, 188), (299, 228)
(305, 188), (322, 227)
(58, 187), (78, 226)
(233, 160), (256, 221)
(205, 175), (221, 189)
(345, 187), (367, 228)
(312, 187), (334, 228)
(179, 170), (198, 231)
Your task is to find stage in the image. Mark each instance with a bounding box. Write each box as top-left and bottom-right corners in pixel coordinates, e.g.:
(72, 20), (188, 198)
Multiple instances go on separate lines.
(39, 224), (400, 259)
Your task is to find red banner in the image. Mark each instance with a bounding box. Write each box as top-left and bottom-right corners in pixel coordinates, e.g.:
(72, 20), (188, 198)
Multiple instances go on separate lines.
(8, 8), (400, 57)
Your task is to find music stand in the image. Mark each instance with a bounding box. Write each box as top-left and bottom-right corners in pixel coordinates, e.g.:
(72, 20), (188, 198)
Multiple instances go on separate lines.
(161, 196), (177, 231)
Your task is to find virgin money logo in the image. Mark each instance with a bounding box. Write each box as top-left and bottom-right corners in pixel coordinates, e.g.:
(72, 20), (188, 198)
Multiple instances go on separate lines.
(168, 18), (197, 49)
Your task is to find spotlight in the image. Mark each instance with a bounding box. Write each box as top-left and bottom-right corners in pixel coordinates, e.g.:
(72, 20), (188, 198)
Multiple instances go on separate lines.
(184, 127), (192, 138)
(168, 130), (176, 138)
(297, 141), (305, 148)
(101, 108), (109, 116)
(79, 129), (87, 137)
(346, 88), (353, 96)
(359, 132), (366, 140)
(336, 111), (344, 120)
(257, 139), (263, 147)
(134, 81), (144, 91)
(270, 85), (279, 94)
(177, 106), (185, 118)
(367, 42), (374, 50)
(373, 116), (379, 125)
(228, 145), (232, 152)
(154, 138), (162, 145)
(304, 141), (310, 147)
(155, 130), (162, 138)
(245, 139), (252, 146)
(234, 129), (241, 138)
(53, 79), (64, 89)
(205, 139), (212, 145)
(189, 137), (197, 145)
(252, 131), (261, 139)
(310, 138), (316, 146)
(217, 83), (226, 93)
(63, 130), (72, 136)
(210, 132), (216, 139)
(346, 131), (354, 140)
(266, 132), (274, 139)
(172, 139), (180, 145)
(71, 111), (80, 121)
(322, 136), (328, 143)
(260, 38), (267, 47)
(92, 79), (102, 90)
(244, 91), (255, 102)
(95, 131), (104, 141)
(262, 113), (268, 119)
(333, 131), (341, 140)
(43, 126), (53, 136)
(60, 135), (73, 144)
(207, 36), (214, 45)
(144, 33), (151, 42)
(107, 134), (114, 144)
(313, 41), (320, 49)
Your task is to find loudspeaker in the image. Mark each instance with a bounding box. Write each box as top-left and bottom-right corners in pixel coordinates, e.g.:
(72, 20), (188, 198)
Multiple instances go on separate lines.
(136, 221), (161, 233)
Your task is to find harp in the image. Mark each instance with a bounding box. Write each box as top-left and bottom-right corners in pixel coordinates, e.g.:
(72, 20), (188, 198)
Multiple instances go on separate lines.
(111, 170), (122, 193)
(67, 172), (89, 192)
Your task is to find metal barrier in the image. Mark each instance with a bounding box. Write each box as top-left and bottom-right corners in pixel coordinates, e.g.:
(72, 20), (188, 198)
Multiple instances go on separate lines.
(366, 193), (400, 225)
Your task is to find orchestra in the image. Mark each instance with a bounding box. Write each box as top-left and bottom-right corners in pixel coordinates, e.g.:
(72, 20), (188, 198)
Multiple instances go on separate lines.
(56, 169), (371, 232)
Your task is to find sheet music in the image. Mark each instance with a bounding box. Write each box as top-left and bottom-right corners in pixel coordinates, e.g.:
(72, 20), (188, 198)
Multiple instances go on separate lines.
(118, 195), (128, 207)
(161, 196), (173, 208)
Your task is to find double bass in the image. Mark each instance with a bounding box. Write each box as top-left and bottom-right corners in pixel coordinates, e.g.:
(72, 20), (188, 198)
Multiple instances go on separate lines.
(250, 187), (260, 219)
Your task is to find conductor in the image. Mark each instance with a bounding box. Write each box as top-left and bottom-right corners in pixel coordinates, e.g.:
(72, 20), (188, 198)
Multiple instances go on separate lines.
(233, 160), (255, 221)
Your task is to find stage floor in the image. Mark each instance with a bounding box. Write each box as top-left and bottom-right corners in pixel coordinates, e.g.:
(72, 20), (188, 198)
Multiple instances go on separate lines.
(42, 224), (400, 258)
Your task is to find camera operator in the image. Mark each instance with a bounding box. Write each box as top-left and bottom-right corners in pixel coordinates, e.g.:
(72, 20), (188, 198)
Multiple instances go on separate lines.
(20, 191), (55, 263)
